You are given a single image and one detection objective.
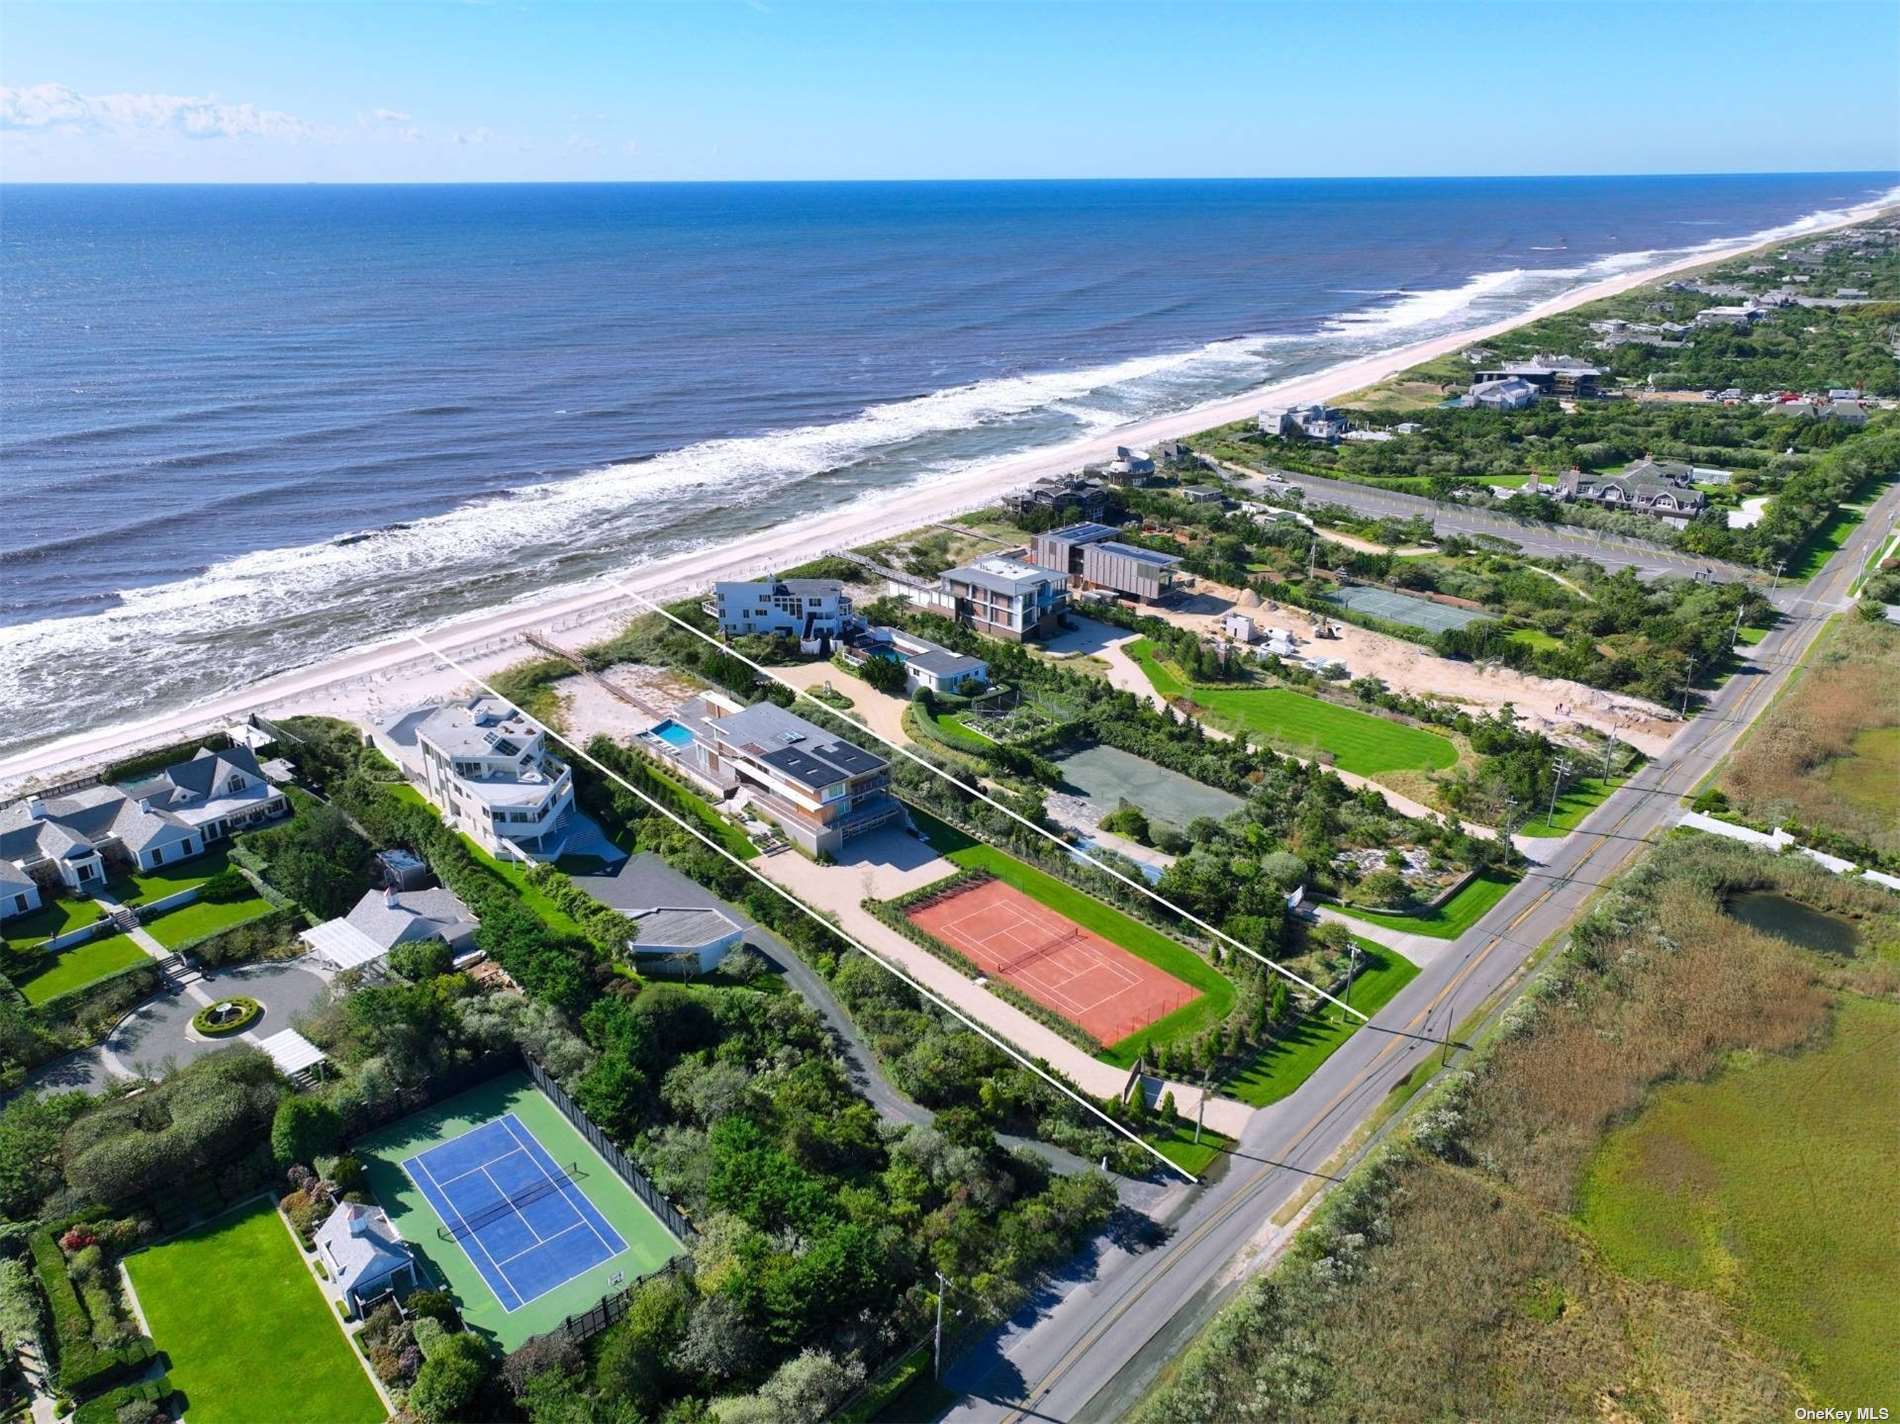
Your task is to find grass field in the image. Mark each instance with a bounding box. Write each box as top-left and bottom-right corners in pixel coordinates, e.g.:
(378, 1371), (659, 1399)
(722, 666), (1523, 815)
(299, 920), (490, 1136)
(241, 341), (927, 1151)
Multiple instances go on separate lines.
(1576, 994), (1900, 1404)
(1330, 869), (1516, 939)
(1145, 1117), (1237, 1176)
(124, 1199), (384, 1424)
(913, 809), (1234, 1066)
(122, 845), (235, 905)
(144, 893), (277, 949)
(357, 1071), (684, 1350)
(1126, 641), (1457, 777)
(1508, 626), (1564, 653)
(1515, 763), (1638, 839)
(1219, 943), (1418, 1107)
(1781, 473), (1896, 582)
(0, 894), (108, 951)
(11, 931), (149, 1005)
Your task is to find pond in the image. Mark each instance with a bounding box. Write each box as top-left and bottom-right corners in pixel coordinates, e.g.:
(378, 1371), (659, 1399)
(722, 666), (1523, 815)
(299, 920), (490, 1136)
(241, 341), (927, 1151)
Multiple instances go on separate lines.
(1724, 890), (1861, 957)
(1051, 743), (1244, 830)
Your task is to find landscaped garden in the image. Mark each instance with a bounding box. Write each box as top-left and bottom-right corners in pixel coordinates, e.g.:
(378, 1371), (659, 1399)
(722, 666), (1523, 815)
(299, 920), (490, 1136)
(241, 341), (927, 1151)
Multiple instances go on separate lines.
(143, 892), (278, 950)
(1218, 943), (1418, 1107)
(0, 894), (109, 951)
(119, 845), (235, 905)
(9, 932), (150, 1007)
(122, 1199), (385, 1424)
(1329, 868), (1516, 939)
(1126, 640), (1459, 777)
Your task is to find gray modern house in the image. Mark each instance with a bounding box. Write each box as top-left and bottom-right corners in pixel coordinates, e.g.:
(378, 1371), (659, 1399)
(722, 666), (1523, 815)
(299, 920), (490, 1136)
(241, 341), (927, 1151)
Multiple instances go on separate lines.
(936, 554), (1068, 642)
(1030, 521), (1183, 603)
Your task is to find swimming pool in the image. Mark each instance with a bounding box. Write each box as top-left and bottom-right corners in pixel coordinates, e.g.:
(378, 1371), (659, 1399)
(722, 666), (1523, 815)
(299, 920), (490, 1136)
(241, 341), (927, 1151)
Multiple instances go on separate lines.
(649, 720), (694, 748)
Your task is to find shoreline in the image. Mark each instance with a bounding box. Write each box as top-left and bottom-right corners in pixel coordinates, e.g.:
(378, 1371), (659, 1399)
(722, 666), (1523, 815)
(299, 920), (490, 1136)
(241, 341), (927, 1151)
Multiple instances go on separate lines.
(5, 192), (1894, 792)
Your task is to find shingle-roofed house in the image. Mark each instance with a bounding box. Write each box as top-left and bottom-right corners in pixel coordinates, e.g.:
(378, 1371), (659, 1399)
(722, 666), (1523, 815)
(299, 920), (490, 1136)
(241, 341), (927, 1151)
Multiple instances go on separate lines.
(315, 1202), (418, 1316)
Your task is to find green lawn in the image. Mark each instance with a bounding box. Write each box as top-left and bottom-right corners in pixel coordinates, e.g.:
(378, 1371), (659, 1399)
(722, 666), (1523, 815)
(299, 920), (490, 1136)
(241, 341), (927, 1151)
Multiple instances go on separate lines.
(123, 1199), (384, 1424)
(143, 893), (277, 950)
(1145, 1117), (1237, 1176)
(1330, 869), (1517, 939)
(912, 810), (1234, 1065)
(460, 837), (596, 935)
(10, 932), (150, 1006)
(1516, 762), (1640, 839)
(1576, 994), (1900, 1405)
(1219, 943), (1419, 1106)
(1127, 642), (1458, 777)
(1782, 476), (1897, 581)
(934, 709), (1000, 752)
(120, 845), (234, 906)
(1509, 626), (1565, 654)
(643, 761), (760, 861)
(0, 895), (108, 951)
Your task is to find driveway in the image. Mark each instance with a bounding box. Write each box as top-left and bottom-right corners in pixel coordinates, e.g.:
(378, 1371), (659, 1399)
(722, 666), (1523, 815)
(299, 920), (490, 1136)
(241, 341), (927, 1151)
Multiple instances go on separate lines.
(102, 958), (333, 1079)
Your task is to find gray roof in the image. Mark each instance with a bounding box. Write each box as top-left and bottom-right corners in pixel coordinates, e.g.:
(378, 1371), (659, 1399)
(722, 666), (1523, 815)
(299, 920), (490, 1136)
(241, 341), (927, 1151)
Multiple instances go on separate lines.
(1047, 521), (1120, 544)
(392, 696), (539, 759)
(122, 745), (268, 807)
(630, 905), (743, 951)
(315, 1202), (412, 1298)
(1097, 539), (1182, 569)
(942, 556), (1059, 597)
(708, 701), (888, 788)
(0, 784), (195, 863)
(344, 886), (479, 951)
(573, 852), (774, 947)
(0, 858), (35, 893)
(776, 578), (846, 598)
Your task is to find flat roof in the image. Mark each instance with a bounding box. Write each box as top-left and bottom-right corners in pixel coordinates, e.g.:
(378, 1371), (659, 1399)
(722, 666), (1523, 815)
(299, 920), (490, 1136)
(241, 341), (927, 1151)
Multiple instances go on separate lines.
(1047, 521), (1119, 544)
(1097, 539), (1182, 568)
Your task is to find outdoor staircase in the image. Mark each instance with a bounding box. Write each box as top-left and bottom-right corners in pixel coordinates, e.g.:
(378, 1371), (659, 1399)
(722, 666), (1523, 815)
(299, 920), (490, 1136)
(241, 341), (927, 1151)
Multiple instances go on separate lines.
(108, 905), (140, 934)
(154, 952), (201, 991)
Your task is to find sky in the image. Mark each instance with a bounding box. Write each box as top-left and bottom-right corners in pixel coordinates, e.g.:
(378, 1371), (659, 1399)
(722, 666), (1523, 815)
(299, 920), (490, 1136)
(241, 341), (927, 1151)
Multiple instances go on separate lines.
(2, 1), (1897, 183)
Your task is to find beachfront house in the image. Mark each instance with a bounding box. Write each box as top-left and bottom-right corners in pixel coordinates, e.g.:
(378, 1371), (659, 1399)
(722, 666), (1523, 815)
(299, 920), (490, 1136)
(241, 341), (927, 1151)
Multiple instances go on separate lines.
(316, 1203), (419, 1317)
(649, 696), (901, 856)
(0, 744), (289, 897)
(937, 555), (1068, 642)
(1151, 438), (1196, 468)
(1468, 356), (1602, 398)
(1002, 473), (1111, 521)
(841, 627), (989, 695)
(1463, 376), (1539, 411)
(1259, 404), (1346, 443)
(372, 696), (577, 861)
(1693, 303), (1763, 329)
(1534, 462), (1708, 524)
(1030, 521), (1183, 604)
(713, 579), (853, 647)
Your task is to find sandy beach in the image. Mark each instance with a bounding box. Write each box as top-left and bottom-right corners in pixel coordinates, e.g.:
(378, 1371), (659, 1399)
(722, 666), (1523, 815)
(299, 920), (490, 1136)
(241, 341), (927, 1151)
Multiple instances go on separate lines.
(4, 194), (1891, 795)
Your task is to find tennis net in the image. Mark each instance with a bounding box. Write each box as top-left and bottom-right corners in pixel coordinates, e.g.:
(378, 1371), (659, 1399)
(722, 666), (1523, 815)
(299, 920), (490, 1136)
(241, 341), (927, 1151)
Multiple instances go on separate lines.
(436, 1162), (583, 1241)
(994, 926), (1083, 976)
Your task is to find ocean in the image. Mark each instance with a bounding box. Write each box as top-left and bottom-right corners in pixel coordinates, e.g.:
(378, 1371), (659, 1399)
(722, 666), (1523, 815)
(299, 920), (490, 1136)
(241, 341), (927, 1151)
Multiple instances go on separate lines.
(2, 172), (1895, 752)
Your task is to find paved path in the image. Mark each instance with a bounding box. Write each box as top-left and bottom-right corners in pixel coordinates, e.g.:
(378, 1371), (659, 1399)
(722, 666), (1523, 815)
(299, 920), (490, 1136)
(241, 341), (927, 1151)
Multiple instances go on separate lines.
(938, 471), (1900, 1424)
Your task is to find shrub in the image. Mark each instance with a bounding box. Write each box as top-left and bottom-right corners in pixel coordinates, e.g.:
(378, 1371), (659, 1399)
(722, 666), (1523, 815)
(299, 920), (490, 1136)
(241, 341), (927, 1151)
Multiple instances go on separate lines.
(408, 1331), (493, 1424)
(197, 870), (253, 904)
(388, 938), (453, 983)
(411, 1315), (448, 1358)
(190, 997), (261, 1037)
(60, 1227), (98, 1252)
(403, 1287), (460, 1328)
(29, 1230), (155, 1398)
(270, 1094), (342, 1165)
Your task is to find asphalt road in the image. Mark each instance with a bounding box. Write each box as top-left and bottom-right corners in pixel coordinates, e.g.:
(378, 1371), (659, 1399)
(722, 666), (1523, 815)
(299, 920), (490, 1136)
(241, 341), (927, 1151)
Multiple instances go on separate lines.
(1234, 466), (1758, 583)
(939, 473), (1900, 1424)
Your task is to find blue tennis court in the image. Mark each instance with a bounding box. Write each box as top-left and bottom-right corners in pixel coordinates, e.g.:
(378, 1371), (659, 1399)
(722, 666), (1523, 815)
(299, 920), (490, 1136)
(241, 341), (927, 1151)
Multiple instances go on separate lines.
(403, 1113), (628, 1311)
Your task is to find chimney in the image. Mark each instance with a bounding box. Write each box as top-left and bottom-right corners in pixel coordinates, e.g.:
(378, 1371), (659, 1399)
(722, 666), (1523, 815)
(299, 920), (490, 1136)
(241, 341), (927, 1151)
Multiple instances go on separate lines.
(25, 794), (45, 820)
(385, 886), (399, 909)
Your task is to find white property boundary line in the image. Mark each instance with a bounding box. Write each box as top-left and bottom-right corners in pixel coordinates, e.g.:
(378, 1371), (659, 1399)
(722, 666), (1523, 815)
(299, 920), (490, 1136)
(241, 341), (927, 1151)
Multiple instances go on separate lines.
(613, 583), (1368, 1023)
(407, 634), (1197, 1184)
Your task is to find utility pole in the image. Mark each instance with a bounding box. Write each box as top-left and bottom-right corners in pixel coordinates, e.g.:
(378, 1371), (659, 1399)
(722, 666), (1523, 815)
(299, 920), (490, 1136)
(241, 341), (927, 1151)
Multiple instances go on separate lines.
(1601, 734), (1617, 779)
(1546, 757), (1573, 828)
(1344, 939), (1359, 1013)
(933, 1272), (946, 1381)
(1730, 601), (1746, 648)
(1770, 559), (1787, 591)
(1679, 657), (1698, 718)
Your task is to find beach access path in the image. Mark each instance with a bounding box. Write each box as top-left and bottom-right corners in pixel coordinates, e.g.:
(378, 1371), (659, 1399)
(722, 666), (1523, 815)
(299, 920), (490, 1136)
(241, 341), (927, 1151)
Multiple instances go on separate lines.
(5, 194), (1889, 798)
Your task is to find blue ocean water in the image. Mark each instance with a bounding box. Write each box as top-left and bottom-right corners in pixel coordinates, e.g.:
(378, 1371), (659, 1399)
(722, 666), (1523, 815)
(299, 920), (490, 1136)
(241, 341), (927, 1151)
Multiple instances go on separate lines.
(2, 173), (1895, 748)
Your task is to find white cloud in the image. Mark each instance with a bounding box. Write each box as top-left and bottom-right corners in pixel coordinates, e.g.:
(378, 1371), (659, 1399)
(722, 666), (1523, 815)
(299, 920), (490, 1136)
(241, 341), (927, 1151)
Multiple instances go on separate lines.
(372, 107), (412, 124)
(0, 82), (316, 140)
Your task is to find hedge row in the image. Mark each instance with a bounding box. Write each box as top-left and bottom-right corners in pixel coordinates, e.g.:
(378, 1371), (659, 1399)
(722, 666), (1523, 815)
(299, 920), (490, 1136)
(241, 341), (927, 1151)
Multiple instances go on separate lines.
(100, 734), (232, 787)
(72, 1374), (173, 1424)
(163, 905), (301, 965)
(30, 962), (160, 1023)
(27, 1230), (156, 1398)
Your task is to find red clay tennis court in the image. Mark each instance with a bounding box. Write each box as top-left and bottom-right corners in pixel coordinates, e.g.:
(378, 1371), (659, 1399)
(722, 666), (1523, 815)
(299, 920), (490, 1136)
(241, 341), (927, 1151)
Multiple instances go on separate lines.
(905, 877), (1200, 1045)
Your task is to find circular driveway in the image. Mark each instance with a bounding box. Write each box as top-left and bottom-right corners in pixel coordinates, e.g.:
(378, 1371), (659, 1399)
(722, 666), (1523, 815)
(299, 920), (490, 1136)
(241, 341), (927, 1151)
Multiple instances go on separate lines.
(104, 959), (334, 1078)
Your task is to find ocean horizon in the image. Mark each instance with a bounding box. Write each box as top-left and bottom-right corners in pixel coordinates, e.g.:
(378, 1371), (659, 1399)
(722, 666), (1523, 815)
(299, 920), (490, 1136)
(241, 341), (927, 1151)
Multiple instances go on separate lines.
(3, 170), (1897, 750)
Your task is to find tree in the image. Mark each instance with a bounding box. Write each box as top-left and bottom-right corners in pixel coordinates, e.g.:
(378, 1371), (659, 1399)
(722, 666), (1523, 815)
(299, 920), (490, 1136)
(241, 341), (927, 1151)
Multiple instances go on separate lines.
(408, 1332), (493, 1424)
(271, 1094), (342, 1165)
(595, 1270), (694, 1409)
(855, 652), (909, 696)
(258, 804), (371, 918)
(388, 938), (453, 983)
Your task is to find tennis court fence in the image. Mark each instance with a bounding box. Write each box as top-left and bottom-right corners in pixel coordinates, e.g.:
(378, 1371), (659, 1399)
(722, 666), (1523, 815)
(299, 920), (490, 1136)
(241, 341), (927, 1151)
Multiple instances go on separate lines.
(520, 1256), (688, 1351)
(523, 1053), (697, 1243)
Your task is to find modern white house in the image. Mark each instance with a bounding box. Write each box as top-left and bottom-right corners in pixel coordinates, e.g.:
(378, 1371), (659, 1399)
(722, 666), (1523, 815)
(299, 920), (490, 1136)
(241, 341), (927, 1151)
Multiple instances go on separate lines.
(1259, 404), (1346, 442)
(713, 579), (853, 646)
(0, 745), (288, 903)
(315, 1202), (419, 1316)
(841, 627), (989, 695)
(1463, 376), (1539, 411)
(372, 697), (576, 861)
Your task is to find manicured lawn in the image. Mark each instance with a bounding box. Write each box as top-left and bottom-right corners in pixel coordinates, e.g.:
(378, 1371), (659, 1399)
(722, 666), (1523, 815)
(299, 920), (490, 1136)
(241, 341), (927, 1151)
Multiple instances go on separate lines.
(1128, 641), (1458, 777)
(123, 1199), (384, 1424)
(1516, 761), (1641, 838)
(460, 837), (595, 935)
(0, 894), (108, 951)
(1576, 994), (1900, 1405)
(934, 708), (1000, 752)
(10, 932), (149, 1006)
(143, 893), (277, 949)
(1330, 868), (1517, 940)
(1146, 1117), (1237, 1176)
(913, 809), (1234, 1065)
(1509, 626), (1565, 653)
(122, 845), (233, 905)
(1219, 943), (1419, 1107)
(1783, 474), (1897, 581)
